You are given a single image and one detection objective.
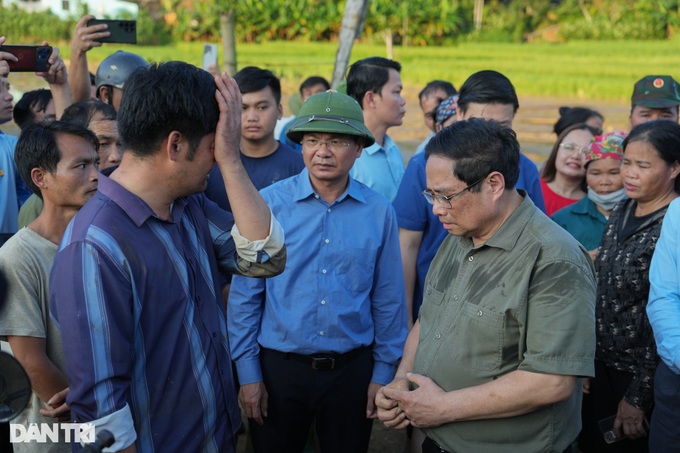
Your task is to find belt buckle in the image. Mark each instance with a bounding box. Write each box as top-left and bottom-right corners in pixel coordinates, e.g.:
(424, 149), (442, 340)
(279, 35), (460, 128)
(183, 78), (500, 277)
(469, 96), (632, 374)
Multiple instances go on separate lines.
(311, 357), (335, 370)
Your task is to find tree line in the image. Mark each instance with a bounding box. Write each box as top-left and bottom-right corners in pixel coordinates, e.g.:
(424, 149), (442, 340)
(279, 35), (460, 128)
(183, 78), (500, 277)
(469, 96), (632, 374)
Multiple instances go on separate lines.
(2, 0), (680, 46)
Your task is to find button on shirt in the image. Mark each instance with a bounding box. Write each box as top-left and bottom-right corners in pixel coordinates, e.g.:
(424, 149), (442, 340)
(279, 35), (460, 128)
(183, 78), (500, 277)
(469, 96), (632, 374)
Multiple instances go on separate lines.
(228, 168), (407, 386)
(350, 134), (405, 202)
(50, 169), (284, 453)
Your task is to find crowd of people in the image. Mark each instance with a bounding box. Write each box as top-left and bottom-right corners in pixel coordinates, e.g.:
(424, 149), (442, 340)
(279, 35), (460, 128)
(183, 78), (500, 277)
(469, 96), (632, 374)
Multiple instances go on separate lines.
(1, 14), (680, 453)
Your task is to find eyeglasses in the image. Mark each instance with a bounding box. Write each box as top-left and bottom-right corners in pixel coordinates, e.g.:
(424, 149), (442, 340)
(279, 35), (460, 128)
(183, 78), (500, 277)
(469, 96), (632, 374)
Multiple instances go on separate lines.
(301, 138), (354, 152)
(422, 175), (487, 209)
(559, 143), (589, 155)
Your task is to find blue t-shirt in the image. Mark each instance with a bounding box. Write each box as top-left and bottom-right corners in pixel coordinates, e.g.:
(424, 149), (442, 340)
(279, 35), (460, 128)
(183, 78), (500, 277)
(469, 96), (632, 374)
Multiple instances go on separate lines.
(278, 118), (302, 153)
(204, 142), (304, 212)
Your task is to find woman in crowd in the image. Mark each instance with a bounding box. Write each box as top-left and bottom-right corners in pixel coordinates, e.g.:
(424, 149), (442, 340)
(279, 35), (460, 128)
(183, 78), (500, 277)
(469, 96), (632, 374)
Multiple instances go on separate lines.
(540, 123), (599, 215)
(553, 106), (604, 137)
(583, 120), (680, 453)
(551, 131), (627, 255)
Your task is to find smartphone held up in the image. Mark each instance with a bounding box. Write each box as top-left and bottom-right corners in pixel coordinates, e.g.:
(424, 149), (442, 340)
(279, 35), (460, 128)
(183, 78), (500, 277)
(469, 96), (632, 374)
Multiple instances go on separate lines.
(87, 19), (137, 44)
(0, 45), (52, 72)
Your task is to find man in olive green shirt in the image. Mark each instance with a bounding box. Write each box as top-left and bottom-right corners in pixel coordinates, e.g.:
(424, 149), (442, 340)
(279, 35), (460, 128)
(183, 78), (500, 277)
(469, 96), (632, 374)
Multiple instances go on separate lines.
(376, 118), (596, 453)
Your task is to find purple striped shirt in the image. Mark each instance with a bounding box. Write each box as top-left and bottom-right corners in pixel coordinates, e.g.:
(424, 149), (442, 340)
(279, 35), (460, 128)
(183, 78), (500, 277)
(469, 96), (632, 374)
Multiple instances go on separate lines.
(50, 170), (247, 452)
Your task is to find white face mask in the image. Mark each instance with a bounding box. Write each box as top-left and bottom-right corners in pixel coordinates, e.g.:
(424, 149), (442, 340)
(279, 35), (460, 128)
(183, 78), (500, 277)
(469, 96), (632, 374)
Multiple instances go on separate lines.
(587, 187), (627, 211)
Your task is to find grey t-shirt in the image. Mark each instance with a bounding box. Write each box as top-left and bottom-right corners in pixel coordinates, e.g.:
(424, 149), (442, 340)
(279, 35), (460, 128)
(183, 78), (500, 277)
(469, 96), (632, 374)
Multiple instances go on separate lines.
(0, 227), (70, 452)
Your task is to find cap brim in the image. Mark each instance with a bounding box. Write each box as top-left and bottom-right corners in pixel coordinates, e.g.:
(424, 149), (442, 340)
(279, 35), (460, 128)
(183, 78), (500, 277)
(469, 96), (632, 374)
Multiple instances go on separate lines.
(633, 99), (680, 109)
(286, 118), (375, 147)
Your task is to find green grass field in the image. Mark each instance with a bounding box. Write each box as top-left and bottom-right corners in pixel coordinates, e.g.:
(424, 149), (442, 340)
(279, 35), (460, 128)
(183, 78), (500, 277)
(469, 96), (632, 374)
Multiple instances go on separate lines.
(67, 38), (680, 101)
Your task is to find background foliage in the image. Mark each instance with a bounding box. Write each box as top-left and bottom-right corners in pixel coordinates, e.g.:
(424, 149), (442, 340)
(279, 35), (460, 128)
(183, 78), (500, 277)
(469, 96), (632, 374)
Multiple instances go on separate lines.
(2, 0), (680, 46)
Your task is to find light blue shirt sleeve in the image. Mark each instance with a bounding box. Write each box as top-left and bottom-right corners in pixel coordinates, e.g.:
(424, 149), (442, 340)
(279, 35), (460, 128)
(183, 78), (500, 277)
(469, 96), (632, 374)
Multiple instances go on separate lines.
(648, 199), (680, 374)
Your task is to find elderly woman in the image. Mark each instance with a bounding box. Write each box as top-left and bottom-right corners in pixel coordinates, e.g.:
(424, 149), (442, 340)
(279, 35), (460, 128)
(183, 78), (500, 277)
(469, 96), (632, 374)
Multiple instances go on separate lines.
(540, 123), (599, 216)
(582, 120), (680, 453)
(551, 131), (627, 254)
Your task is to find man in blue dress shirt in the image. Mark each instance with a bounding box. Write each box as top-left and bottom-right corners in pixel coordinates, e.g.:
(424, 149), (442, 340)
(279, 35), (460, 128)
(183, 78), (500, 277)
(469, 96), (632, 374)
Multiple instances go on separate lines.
(346, 57), (407, 201)
(228, 91), (408, 453)
(50, 62), (286, 453)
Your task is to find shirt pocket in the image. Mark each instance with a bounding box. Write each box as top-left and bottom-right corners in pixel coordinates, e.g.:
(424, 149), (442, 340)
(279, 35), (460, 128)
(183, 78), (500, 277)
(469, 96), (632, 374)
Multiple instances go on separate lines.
(448, 302), (505, 371)
(336, 246), (375, 295)
(418, 283), (445, 341)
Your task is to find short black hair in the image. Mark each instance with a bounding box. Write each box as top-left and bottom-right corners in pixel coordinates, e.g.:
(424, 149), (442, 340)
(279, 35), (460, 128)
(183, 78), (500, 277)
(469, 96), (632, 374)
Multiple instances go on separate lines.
(61, 100), (116, 129)
(234, 66), (282, 105)
(418, 80), (457, 102)
(299, 76), (330, 96)
(553, 106), (603, 136)
(346, 57), (401, 108)
(457, 70), (519, 114)
(425, 118), (520, 190)
(14, 121), (99, 199)
(13, 89), (53, 129)
(117, 61), (219, 159)
(624, 120), (680, 193)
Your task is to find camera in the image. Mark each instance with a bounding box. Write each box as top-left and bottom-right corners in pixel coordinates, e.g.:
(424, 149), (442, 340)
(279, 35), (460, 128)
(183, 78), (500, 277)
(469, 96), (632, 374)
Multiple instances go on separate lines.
(0, 45), (52, 72)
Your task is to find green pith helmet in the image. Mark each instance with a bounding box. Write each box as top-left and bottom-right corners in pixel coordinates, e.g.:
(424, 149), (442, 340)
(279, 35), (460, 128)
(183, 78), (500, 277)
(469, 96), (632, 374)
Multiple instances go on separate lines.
(286, 91), (375, 147)
(631, 75), (680, 109)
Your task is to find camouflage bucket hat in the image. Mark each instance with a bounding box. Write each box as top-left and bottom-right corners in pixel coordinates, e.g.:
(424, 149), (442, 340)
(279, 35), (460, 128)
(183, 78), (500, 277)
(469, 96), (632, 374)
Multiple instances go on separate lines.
(286, 91), (375, 147)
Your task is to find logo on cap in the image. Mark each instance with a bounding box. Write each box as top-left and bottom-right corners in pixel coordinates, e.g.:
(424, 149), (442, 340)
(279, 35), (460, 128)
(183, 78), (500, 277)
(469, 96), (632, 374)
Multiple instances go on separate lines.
(653, 78), (664, 89)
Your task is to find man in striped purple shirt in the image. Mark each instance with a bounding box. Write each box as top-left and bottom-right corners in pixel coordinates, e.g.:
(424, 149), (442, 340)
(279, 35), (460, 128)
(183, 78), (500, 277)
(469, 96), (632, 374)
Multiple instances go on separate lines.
(49, 62), (286, 452)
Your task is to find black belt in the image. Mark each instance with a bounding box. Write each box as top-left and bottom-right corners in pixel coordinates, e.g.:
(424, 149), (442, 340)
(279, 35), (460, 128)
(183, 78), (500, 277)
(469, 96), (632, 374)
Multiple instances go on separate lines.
(261, 346), (368, 371)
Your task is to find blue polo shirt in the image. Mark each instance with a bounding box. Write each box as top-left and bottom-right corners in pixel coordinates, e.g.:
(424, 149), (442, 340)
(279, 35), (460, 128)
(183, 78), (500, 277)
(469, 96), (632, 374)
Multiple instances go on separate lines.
(350, 134), (405, 202)
(551, 196), (607, 251)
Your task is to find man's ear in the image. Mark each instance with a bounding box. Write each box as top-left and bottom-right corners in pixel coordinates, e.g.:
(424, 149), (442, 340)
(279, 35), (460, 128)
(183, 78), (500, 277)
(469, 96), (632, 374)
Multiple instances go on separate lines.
(98, 86), (110, 104)
(362, 91), (376, 110)
(31, 167), (47, 191)
(166, 131), (184, 162)
(487, 171), (507, 197)
(277, 103), (283, 120)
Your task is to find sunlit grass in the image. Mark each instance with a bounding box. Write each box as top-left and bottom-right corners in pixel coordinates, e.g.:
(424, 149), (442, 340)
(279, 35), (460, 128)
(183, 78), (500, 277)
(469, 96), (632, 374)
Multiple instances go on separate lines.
(50, 37), (680, 101)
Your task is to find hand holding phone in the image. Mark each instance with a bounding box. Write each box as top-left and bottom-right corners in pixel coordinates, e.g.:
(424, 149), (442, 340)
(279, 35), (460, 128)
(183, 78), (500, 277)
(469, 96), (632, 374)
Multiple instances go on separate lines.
(86, 19), (137, 44)
(599, 414), (649, 444)
(0, 45), (52, 72)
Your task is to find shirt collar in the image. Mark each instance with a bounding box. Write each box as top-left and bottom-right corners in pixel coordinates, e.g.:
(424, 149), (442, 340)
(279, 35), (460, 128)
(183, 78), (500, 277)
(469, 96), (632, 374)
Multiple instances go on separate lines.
(98, 166), (188, 227)
(293, 168), (367, 204)
(363, 134), (396, 156)
(482, 190), (535, 252)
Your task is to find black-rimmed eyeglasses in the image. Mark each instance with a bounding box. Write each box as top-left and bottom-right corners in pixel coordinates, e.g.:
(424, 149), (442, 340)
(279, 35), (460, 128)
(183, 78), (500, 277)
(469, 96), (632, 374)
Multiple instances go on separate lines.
(422, 175), (487, 209)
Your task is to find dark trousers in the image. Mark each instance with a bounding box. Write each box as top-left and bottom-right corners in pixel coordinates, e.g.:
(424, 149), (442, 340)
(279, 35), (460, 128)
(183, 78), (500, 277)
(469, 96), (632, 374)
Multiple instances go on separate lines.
(649, 361), (680, 453)
(580, 360), (651, 453)
(249, 347), (374, 453)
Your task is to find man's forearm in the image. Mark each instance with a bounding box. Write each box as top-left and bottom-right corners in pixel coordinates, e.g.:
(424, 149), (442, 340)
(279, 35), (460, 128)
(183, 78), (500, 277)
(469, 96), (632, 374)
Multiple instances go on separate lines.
(219, 161), (271, 241)
(8, 336), (68, 404)
(394, 321), (419, 379)
(440, 370), (576, 423)
(69, 52), (92, 103)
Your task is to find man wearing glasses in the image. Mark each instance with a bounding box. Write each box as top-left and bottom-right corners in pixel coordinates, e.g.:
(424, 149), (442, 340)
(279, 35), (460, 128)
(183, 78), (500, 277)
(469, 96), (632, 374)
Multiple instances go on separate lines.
(376, 118), (596, 453)
(228, 91), (407, 453)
